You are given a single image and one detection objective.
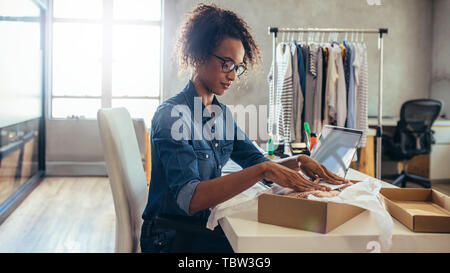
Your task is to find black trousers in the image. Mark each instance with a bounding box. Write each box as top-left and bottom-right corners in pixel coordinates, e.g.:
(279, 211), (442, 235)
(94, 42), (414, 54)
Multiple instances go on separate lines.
(140, 214), (234, 253)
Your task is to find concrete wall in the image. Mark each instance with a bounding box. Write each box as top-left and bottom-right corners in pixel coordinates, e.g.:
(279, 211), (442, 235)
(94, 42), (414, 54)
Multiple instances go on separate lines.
(431, 0), (450, 117)
(163, 0), (433, 125)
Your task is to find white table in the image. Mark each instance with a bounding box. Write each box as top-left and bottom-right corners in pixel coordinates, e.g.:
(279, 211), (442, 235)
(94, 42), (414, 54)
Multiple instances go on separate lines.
(218, 168), (450, 253)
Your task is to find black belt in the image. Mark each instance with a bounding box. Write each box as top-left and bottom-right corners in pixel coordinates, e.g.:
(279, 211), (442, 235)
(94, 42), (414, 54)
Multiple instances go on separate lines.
(150, 214), (226, 238)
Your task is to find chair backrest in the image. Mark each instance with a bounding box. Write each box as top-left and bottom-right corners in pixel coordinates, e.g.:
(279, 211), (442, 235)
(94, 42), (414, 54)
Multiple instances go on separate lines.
(97, 108), (148, 253)
(395, 99), (442, 156)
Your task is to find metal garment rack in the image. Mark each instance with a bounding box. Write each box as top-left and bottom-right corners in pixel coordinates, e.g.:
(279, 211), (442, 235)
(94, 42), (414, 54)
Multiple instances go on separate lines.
(268, 27), (388, 179)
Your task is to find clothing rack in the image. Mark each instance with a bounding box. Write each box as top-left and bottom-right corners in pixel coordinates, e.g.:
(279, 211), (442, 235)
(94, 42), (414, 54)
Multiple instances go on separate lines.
(268, 27), (388, 179)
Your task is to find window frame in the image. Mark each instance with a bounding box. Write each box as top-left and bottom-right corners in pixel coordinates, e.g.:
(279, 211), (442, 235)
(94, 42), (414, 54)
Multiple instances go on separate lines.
(48, 0), (162, 120)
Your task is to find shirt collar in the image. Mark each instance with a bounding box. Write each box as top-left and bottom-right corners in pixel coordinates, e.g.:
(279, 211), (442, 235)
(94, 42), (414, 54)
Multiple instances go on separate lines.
(183, 80), (222, 113)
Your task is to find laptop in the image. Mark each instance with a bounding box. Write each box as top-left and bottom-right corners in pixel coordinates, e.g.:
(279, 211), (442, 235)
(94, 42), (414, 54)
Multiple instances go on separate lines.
(222, 125), (362, 189)
(310, 125), (363, 178)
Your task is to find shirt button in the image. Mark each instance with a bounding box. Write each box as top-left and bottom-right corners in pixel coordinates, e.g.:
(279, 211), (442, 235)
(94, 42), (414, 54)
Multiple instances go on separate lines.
(205, 154), (209, 159)
(215, 143), (219, 148)
(218, 165), (222, 169)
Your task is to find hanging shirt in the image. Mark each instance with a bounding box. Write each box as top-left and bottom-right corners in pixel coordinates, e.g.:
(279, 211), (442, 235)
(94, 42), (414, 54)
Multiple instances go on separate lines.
(321, 47), (328, 123)
(301, 44), (309, 99)
(267, 42), (296, 142)
(344, 41), (356, 128)
(335, 44), (348, 127)
(312, 46), (324, 134)
(304, 43), (320, 134)
(267, 61), (276, 136)
(293, 40), (306, 99)
(354, 42), (369, 147)
(290, 41), (303, 141)
(294, 40), (306, 142)
(324, 43), (338, 125)
(268, 43), (288, 139)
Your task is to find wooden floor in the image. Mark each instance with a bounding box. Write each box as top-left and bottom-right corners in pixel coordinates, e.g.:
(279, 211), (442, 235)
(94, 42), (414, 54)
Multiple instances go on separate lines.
(0, 177), (115, 253)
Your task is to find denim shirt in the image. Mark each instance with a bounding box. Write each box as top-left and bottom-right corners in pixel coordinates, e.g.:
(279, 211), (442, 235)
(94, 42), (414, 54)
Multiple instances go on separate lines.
(141, 81), (269, 222)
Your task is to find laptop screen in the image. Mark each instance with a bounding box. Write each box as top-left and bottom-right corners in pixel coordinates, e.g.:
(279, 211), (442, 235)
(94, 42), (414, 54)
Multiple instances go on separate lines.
(310, 125), (363, 177)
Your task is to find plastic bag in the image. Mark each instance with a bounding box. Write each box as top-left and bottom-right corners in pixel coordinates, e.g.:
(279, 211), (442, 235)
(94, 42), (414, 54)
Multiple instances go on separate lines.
(206, 182), (275, 230)
(308, 178), (394, 252)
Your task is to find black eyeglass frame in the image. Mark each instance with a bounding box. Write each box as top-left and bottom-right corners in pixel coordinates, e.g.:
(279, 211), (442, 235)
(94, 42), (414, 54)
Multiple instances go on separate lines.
(212, 54), (247, 77)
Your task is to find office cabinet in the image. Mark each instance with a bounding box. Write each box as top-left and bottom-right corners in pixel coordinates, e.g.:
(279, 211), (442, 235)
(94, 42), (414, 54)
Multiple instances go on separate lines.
(430, 120), (450, 180)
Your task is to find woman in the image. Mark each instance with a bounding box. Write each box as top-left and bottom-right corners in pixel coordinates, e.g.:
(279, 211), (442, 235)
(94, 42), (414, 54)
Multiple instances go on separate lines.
(140, 4), (350, 253)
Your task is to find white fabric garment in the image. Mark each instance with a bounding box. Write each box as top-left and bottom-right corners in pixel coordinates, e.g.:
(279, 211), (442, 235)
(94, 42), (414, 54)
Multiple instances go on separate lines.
(308, 179), (393, 252)
(335, 45), (347, 127)
(353, 42), (369, 147)
(267, 42), (295, 142)
(323, 44), (337, 125)
(206, 182), (272, 230)
(324, 43), (348, 127)
(207, 181), (294, 231)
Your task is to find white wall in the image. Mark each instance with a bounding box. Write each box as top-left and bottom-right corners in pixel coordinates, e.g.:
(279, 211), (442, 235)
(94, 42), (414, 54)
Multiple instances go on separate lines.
(430, 0), (450, 117)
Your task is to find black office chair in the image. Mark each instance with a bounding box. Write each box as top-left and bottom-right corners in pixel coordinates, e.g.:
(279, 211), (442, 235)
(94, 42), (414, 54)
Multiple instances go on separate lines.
(383, 99), (442, 188)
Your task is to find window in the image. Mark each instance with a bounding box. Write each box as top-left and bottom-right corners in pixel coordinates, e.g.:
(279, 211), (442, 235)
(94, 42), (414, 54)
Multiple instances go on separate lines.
(50, 0), (162, 126)
(0, 0), (43, 127)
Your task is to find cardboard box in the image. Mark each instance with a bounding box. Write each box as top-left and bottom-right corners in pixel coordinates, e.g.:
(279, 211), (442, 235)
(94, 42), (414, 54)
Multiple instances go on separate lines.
(258, 193), (365, 233)
(380, 188), (450, 233)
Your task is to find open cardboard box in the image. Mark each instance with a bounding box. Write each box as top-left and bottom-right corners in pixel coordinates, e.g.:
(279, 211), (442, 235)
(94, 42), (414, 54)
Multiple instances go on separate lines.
(380, 188), (450, 233)
(258, 193), (365, 233)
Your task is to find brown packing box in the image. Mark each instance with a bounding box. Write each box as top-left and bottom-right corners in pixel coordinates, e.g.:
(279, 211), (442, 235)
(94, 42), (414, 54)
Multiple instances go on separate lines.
(258, 193), (365, 233)
(380, 188), (450, 233)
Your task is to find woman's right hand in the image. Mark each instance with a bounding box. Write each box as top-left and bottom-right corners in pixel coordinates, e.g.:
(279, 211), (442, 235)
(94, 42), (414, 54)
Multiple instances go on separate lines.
(261, 161), (331, 192)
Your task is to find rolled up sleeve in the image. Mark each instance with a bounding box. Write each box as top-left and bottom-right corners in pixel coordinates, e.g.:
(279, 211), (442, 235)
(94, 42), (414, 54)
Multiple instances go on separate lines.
(176, 180), (200, 215)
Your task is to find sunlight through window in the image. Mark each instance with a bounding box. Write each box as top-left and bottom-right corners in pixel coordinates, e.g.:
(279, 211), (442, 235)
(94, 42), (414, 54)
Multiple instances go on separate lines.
(51, 0), (161, 124)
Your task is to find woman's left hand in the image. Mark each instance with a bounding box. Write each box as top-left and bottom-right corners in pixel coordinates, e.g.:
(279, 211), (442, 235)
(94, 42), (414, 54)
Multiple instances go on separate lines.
(276, 155), (360, 185)
(275, 156), (301, 171)
(296, 155), (356, 185)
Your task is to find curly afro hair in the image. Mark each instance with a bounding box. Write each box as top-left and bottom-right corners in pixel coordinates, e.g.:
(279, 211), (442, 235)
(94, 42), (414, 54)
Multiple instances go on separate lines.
(174, 3), (261, 76)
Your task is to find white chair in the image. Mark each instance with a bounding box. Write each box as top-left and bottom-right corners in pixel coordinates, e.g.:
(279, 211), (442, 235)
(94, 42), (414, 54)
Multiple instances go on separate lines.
(97, 107), (148, 253)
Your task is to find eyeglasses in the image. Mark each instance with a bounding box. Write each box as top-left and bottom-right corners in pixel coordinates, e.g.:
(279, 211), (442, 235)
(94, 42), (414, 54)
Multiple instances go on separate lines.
(213, 54), (247, 77)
